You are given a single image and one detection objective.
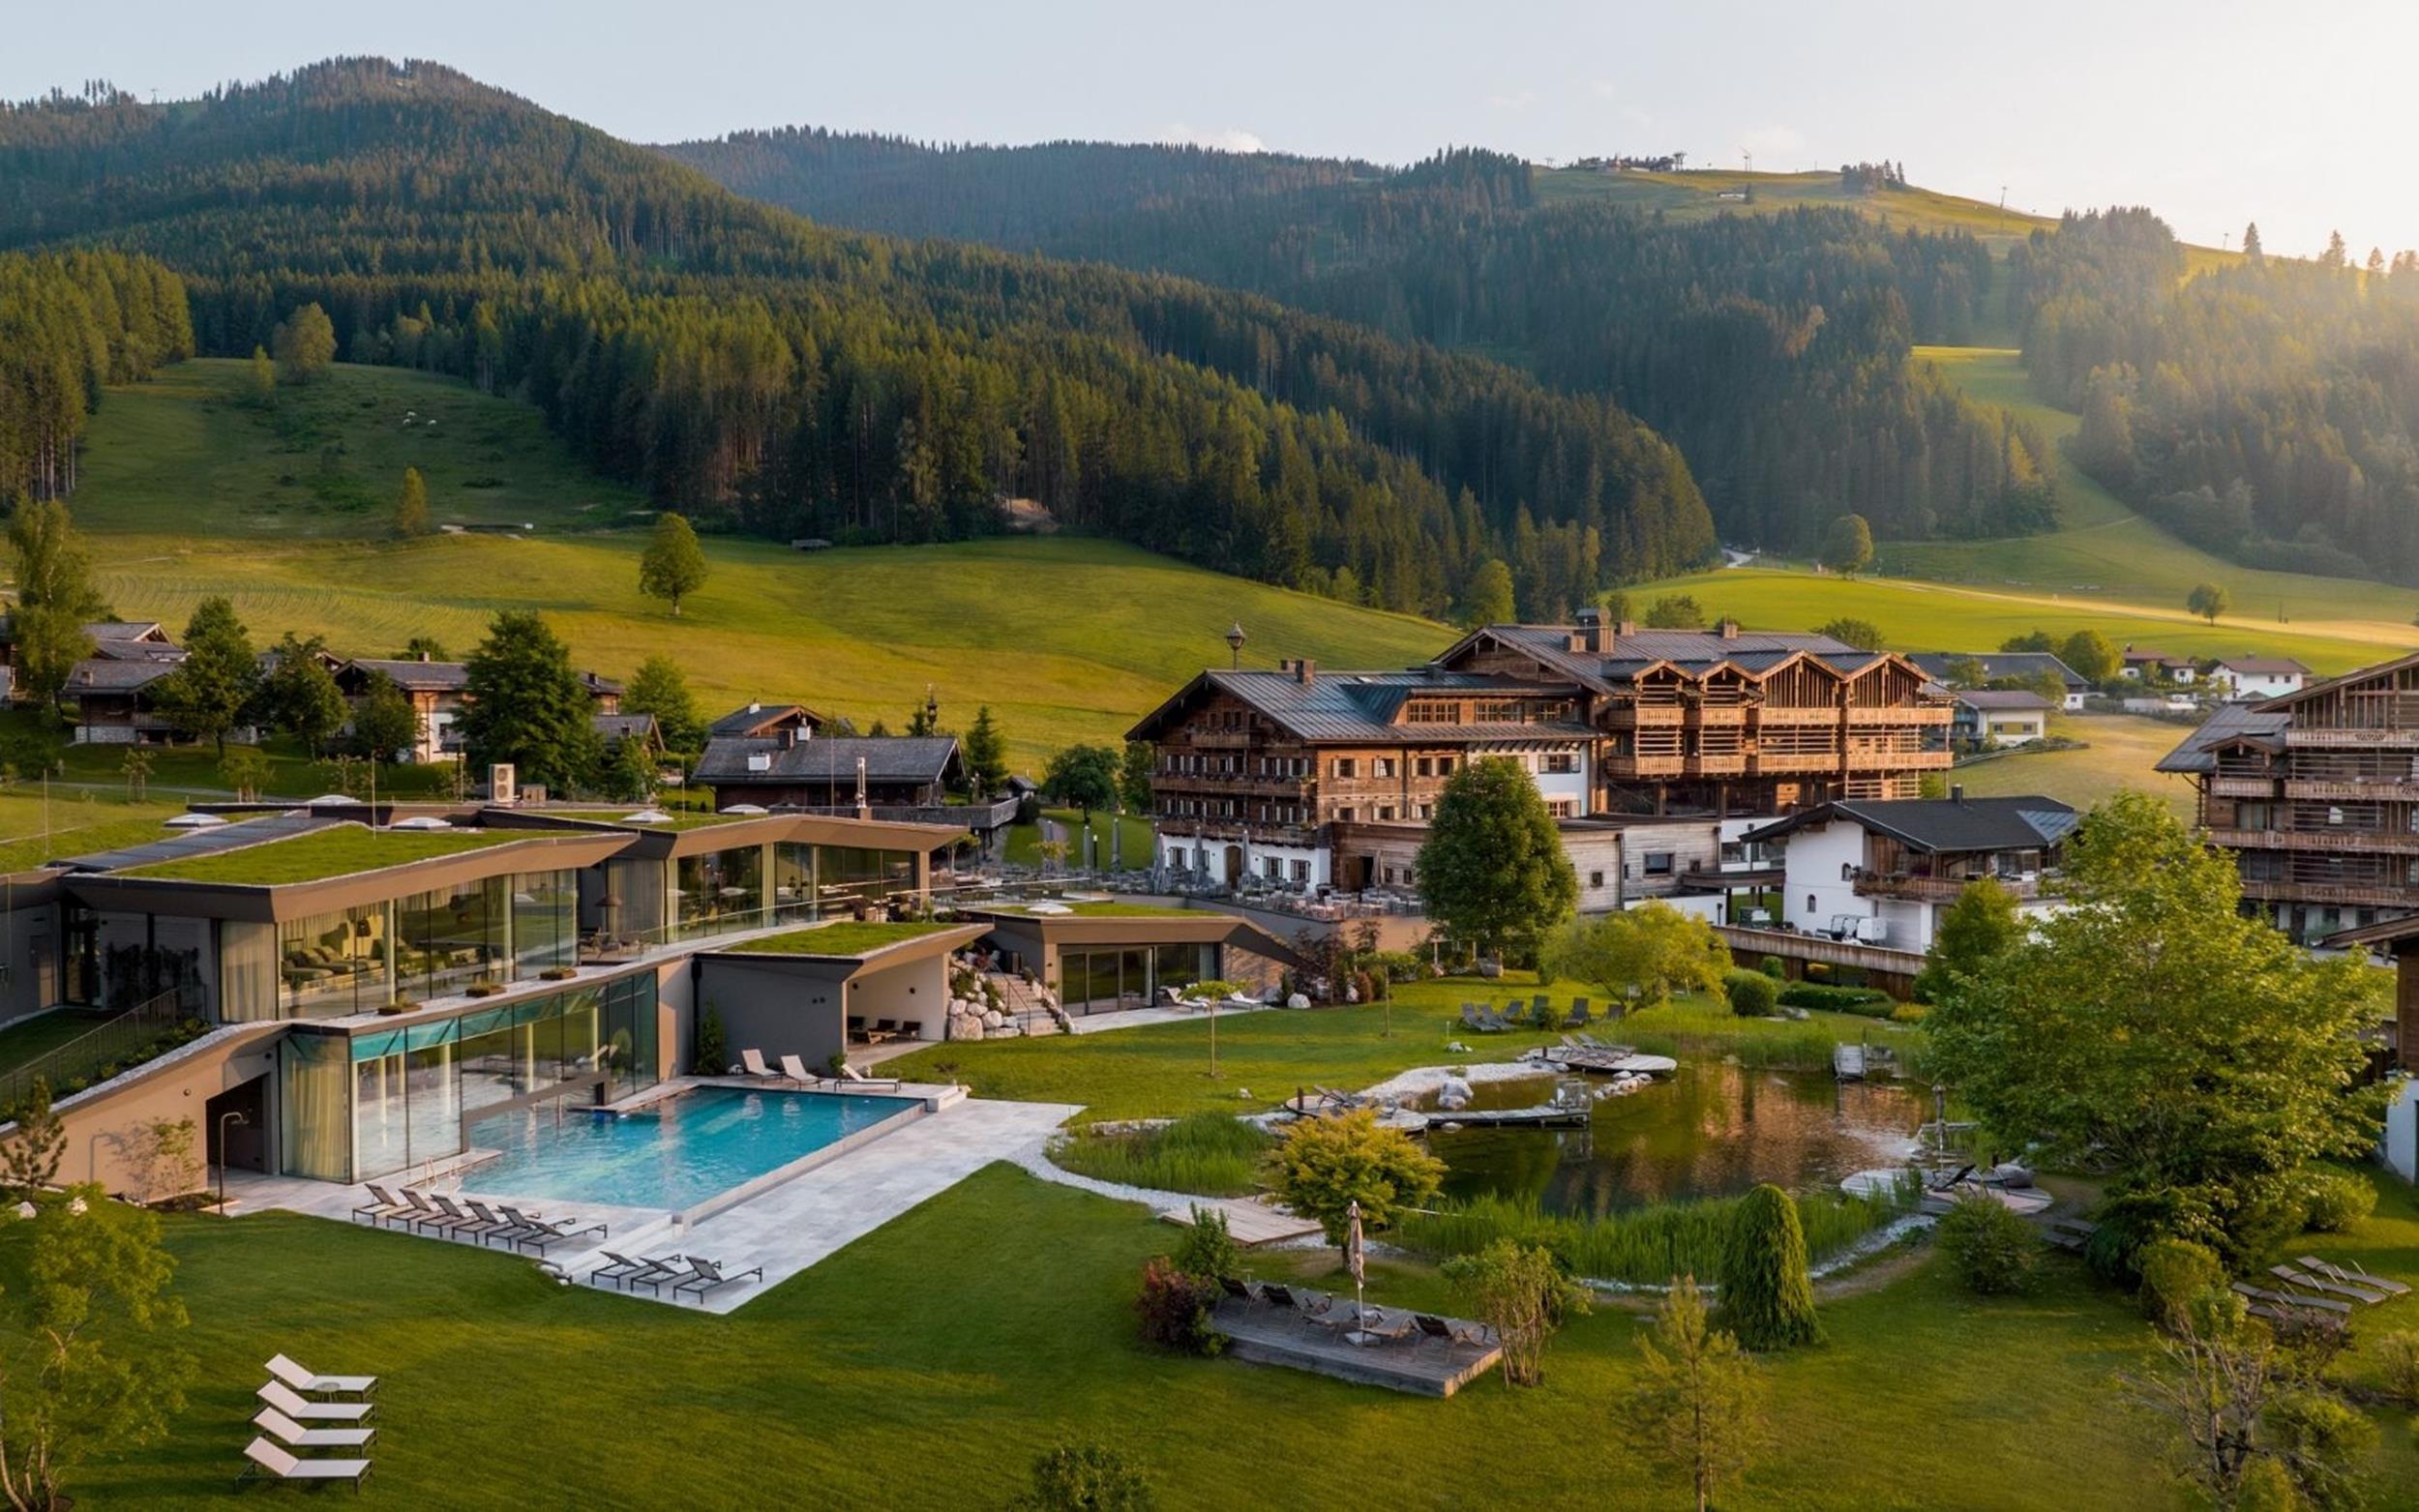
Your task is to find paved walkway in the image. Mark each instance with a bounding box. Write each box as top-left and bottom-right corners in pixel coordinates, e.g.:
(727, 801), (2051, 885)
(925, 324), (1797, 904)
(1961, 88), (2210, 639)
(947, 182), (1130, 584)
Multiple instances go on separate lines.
(1066, 1000), (1283, 1035)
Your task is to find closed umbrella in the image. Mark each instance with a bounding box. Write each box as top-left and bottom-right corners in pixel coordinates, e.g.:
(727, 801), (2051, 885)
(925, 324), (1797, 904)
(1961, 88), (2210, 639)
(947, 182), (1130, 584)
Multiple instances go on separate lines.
(1342, 1198), (1377, 1347)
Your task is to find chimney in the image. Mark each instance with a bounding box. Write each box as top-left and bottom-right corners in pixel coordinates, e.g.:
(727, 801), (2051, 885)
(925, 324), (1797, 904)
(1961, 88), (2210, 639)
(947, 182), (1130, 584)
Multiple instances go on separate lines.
(1950, 784), (1965, 805)
(1574, 606), (1609, 654)
(1617, 619), (1637, 639)
(1295, 658), (1316, 685)
(1717, 618), (1740, 640)
(417, 650), (431, 663)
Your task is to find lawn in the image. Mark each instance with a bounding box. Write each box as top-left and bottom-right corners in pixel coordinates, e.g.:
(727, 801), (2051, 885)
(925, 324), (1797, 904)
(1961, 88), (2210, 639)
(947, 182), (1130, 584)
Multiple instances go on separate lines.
(884, 975), (1921, 1122)
(66, 363), (1447, 770)
(1004, 809), (1158, 871)
(39, 1161), (2419, 1509)
(725, 921), (958, 956)
(118, 825), (529, 884)
(0, 787), (187, 872)
(0, 1007), (116, 1074)
(1953, 712), (2196, 819)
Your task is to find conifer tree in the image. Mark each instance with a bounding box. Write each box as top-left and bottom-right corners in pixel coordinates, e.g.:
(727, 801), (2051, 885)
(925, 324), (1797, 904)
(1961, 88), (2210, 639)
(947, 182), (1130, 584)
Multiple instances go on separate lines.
(394, 466), (432, 536)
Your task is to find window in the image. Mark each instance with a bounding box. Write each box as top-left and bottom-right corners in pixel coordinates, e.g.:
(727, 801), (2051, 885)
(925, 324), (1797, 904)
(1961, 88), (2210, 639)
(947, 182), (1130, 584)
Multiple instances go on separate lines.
(1335, 807), (1357, 822)
(1264, 857), (1282, 879)
(1644, 852), (1674, 876)
(1374, 757), (1397, 779)
(1290, 859), (1310, 882)
(1437, 756), (1456, 775)
(1333, 757), (1358, 779)
(1414, 756), (1434, 778)
(1588, 870), (1606, 888)
(1547, 799), (1576, 817)
(1378, 805), (1397, 821)
(1542, 752), (1577, 775)
(1404, 700), (1457, 724)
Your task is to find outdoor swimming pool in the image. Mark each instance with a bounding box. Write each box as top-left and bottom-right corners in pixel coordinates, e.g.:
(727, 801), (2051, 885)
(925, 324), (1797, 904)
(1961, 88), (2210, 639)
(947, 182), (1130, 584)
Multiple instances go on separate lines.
(462, 1086), (918, 1211)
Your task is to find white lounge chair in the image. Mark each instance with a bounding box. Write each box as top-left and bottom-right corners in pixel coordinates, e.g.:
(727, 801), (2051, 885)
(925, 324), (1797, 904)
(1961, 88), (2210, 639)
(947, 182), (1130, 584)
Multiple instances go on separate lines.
(241, 1438), (372, 1491)
(837, 1063), (901, 1092)
(266, 1353), (377, 1398)
(739, 1048), (782, 1082)
(257, 1379), (375, 1423)
(253, 1405), (375, 1450)
(779, 1053), (833, 1088)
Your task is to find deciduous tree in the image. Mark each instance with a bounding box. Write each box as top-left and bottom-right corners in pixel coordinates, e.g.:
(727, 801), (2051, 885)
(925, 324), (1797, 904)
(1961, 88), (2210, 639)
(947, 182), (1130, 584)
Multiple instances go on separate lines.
(1041, 744), (1120, 825)
(1443, 1239), (1589, 1388)
(2059, 628), (2120, 682)
(1813, 616), (1884, 650)
(349, 671), (418, 762)
(1539, 902), (1730, 1010)
(638, 512), (708, 616)
(1821, 513), (1873, 575)
(258, 634), (347, 756)
(271, 302), (336, 384)
(1261, 1108), (1443, 1246)
(2187, 581), (2230, 624)
(1118, 740), (1154, 815)
(1459, 557), (1515, 627)
(1416, 757), (1576, 962)
(622, 655), (703, 755)
(394, 466), (431, 536)
(1912, 876), (2022, 1003)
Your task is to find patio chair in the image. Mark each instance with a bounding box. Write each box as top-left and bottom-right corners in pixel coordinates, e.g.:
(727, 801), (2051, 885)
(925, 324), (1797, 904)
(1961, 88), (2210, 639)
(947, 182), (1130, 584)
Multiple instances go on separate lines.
(266, 1352), (378, 1398)
(463, 1200), (543, 1250)
(257, 1380), (375, 1424)
(1458, 1003), (1486, 1032)
(428, 1194), (508, 1244)
(1411, 1313), (1496, 1353)
(739, 1048), (783, 1082)
(631, 1256), (708, 1297)
(1215, 1275), (1255, 1306)
(671, 1256), (767, 1303)
(780, 1053), (835, 1089)
(838, 1064), (903, 1092)
(497, 1204), (606, 1256)
(1567, 999), (1592, 1027)
(349, 1184), (413, 1227)
(253, 1406), (375, 1450)
(240, 1439), (372, 1492)
(588, 1250), (679, 1291)
(847, 1016), (869, 1043)
(402, 1190), (480, 1238)
(1257, 1282), (1300, 1312)
(2299, 1256), (2410, 1295)
(1531, 994), (1550, 1021)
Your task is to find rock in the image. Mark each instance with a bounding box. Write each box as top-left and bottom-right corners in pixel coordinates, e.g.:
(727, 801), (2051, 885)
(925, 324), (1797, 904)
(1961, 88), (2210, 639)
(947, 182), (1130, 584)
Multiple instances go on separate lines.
(982, 1009), (1005, 1029)
(958, 1022), (984, 1042)
(1437, 1075), (1474, 1112)
(1343, 986), (1359, 1003)
(1286, 992), (1310, 1010)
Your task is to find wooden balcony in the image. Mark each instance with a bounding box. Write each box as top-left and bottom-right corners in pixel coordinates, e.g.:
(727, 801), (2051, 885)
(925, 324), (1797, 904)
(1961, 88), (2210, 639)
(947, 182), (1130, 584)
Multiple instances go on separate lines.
(1846, 748), (1947, 770)
(1754, 706), (1839, 726)
(2285, 728), (2419, 749)
(2206, 827), (2419, 855)
(1183, 730), (1255, 750)
(2210, 775), (2281, 798)
(1691, 754), (1748, 775)
(1694, 704), (1750, 726)
(2280, 779), (2419, 801)
(1617, 705), (1686, 726)
(2240, 878), (2419, 907)
(1848, 705), (1953, 726)
(1852, 869), (2051, 902)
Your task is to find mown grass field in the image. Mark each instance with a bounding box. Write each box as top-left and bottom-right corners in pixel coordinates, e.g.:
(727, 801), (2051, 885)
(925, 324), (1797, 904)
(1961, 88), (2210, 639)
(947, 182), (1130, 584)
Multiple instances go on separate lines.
(59, 362), (1447, 769)
(1953, 713), (2196, 819)
(1531, 167), (2053, 250)
(34, 1160), (2419, 1509)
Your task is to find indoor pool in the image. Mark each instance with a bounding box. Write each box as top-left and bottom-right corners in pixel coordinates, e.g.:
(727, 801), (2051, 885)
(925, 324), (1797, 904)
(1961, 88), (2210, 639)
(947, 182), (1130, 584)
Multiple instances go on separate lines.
(462, 1086), (916, 1211)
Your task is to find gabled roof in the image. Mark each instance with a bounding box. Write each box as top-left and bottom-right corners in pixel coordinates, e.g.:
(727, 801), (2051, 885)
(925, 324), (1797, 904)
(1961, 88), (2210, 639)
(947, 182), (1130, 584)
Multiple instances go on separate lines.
(1124, 667), (1594, 745)
(1955, 689), (2054, 711)
(85, 621), (175, 659)
(577, 669), (623, 698)
(344, 657), (470, 693)
(696, 734), (960, 786)
(66, 652), (185, 694)
(593, 713), (660, 747)
(1743, 794), (2077, 853)
(2122, 645), (2191, 665)
(2213, 656), (2310, 676)
(2244, 647), (2419, 712)
(1908, 651), (2086, 689)
(2154, 702), (2291, 773)
(708, 701), (825, 739)
(1436, 623), (1917, 694)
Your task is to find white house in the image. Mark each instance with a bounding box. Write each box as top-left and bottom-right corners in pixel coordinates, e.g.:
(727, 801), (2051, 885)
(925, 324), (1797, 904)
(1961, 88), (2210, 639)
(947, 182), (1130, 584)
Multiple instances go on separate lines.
(1909, 651), (2088, 711)
(2209, 656), (2310, 701)
(1742, 789), (2076, 954)
(1952, 689), (2053, 747)
(2121, 646), (2196, 684)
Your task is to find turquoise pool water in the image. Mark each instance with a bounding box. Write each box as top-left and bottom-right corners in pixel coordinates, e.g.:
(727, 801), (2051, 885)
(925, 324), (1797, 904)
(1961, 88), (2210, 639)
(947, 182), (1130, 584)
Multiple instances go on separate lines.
(462, 1086), (916, 1211)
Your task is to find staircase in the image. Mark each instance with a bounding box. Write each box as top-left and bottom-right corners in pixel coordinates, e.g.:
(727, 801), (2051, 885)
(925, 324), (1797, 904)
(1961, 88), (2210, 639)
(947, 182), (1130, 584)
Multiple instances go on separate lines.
(997, 973), (1067, 1037)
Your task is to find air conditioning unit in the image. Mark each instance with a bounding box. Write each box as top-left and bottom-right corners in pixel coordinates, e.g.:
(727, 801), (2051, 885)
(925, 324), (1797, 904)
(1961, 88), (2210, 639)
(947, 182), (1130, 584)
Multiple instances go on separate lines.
(490, 763), (516, 805)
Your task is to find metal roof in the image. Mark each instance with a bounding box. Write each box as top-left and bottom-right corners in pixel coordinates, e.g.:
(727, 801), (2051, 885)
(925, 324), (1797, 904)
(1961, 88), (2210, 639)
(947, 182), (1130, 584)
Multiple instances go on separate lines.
(697, 734), (960, 785)
(1956, 689), (2055, 710)
(1908, 652), (2086, 688)
(1172, 668), (1597, 744)
(57, 811), (342, 874)
(2154, 702), (2290, 774)
(1744, 795), (2076, 853)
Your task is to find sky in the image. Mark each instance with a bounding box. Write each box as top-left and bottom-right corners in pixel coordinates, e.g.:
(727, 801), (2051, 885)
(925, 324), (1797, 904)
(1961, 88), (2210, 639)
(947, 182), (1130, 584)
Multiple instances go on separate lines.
(6, 0), (2412, 257)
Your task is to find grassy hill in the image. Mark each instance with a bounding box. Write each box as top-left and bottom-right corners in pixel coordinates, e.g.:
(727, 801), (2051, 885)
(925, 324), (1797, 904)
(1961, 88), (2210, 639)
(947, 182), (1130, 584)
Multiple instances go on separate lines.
(1532, 167), (2052, 250)
(56, 361), (1448, 769)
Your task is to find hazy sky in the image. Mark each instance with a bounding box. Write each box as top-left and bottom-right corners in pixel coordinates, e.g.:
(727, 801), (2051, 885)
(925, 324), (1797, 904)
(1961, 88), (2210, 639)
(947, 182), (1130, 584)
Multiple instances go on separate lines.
(8, 0), (2410, 256)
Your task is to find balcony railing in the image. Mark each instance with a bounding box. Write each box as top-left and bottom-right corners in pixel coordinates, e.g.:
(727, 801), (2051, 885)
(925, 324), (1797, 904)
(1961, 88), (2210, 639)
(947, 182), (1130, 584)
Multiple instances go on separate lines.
(2206, 827), (2419, 855)
(1850, 868), (2051, 902)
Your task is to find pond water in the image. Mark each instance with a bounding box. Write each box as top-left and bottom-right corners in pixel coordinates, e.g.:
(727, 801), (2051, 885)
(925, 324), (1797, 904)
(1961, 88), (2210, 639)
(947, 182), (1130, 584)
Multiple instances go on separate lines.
(1427, 1063), (1925, 1216)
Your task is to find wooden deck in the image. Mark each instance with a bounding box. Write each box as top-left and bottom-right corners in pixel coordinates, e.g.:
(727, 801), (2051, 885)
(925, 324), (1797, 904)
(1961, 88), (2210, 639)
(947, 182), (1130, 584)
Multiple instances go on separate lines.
(1210, 1297), (1502, 1397)
(1157, 1197), (1326, 1248)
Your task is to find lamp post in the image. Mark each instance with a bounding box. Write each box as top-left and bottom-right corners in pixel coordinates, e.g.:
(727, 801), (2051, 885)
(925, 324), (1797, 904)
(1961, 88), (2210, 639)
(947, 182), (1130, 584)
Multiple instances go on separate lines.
(1225, 621), (1247, 670)
(216, 1110), (249, 1214)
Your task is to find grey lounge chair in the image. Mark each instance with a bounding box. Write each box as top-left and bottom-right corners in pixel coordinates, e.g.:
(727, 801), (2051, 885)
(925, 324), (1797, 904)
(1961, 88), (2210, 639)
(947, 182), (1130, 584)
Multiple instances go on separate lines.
(1458, 1003), (1486, 1032)
(241, 1438), (372, 1492)
(498, 1204), (606, 1255)
(671, 1255), (766, 1303)
(266, 1352), (377, 1397)
(257, 1380), (374, 1424)
(432, 1194), (515, 1245)
(631, 1256), (708, 1297)
(1567, 999), (1592, 1027)
(463, 1200), (537, 1249)
(400, 1189), (476, 1237)
(253, 1406), (375, 1450)
(588, 1250), (677, 1290)
(349, 1184), (412, 1227)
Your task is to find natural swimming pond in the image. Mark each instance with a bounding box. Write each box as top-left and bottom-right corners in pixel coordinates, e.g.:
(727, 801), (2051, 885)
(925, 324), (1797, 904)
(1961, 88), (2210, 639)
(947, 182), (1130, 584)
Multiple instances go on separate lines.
(462, 1086), (917, 1211)
(1426, 1063), (1925, 1216)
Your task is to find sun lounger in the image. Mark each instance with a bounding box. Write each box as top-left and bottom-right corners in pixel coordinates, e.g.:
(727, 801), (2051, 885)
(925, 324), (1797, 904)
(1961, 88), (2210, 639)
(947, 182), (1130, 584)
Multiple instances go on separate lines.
(462, 1200), (536, 1249)
(266, 1353), (377, 1398)
(349, 1183), (413, 1227)
(630, 1256), (709, 1298)
(2299, 1256), (2410, 1295)
(1257, 1282), (1300, 1311)
(1216, 1275), (1255, 1304)
(1412, 1313), (1484, 1353)
(2271, 1265), (2392, 1305)
(497, 1204), (606, 1255)
(398, 1188), (476, 1238)
(2228, 1282), (2352, 1316)
(254, 1406), (375, 1450)
(1567, 999), (1592, 1027)
(241, 1438), (372, 1492)
(588, 1250), (678, 1290)
(671, 1256), (766, 1303)
(838, 1063), (902, 1092)
(739, 1047), (783, 1082)
(257, 1380), (375, 1424)
(780, 1052), (833, 1088)
(430, 1194), (514, 1245)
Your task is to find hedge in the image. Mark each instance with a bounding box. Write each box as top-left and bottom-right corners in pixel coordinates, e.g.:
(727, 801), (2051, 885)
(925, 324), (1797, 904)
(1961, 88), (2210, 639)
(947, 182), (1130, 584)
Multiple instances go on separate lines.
(1777, 982), (1895, 1016)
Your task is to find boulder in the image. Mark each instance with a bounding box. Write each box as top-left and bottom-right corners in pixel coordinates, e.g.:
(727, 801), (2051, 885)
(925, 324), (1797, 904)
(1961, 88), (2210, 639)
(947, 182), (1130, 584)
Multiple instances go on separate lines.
(1437, 1076), (1475, 1112)
(958, 1022), (985, 1042)
(982, 1009), (1005, 1029)
(1286, 993), (1310, 1010)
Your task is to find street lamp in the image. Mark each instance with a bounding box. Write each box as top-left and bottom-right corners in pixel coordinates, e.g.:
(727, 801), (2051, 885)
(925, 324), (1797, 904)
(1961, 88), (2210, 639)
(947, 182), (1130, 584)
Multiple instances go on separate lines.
(217, 1111), (249, 1214)
(1224, 621), (1247, 669)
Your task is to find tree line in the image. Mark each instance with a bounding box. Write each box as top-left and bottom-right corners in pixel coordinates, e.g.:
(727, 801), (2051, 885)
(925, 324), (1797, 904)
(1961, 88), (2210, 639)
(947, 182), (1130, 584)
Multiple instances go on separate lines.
(0, 250), (191, 508)
(0, 59), (1717, 619)
(2016, 206), (2419, 584)
(661, 130), (2060, 551)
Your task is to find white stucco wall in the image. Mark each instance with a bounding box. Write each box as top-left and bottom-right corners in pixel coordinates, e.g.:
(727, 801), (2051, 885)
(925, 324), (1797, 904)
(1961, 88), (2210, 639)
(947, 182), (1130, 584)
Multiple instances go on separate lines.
(1778, 821), (1867, 935)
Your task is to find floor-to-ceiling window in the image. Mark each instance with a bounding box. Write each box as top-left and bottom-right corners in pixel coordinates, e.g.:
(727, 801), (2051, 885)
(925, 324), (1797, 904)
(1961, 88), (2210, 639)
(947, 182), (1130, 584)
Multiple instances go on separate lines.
(511, 870), (575, 977)
(277, 903), (394, 1017)
(399, 877), (504, 1000)
(279, 1030), (353, 1181)
(772, 843), (818, 922)
(674, 845), (765, 939)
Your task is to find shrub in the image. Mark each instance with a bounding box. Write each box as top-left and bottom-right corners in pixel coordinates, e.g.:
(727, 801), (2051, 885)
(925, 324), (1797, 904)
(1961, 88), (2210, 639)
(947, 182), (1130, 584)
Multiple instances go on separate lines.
(1722, 969), (1778, 1017)
(1011, 1442), (1155, 1512)
(1775, 983), (1893, 1015)
(1719, 1184), (1822, 1349)
(693, 1003), (729, 1075)
(1759, 955), (1786, 980)
(2264, 1387), (2376, 1512)
(1263, 1109), (1444, 1246)
(1171, 1205), (1240, 1286)
(1133, 1257), (1225, 1357)
(2136, 1237), (2225, 1331)
(2232, 1458), (2299, 1512)
(1443, 1238), (1590, 1387)
(1934, 1193), (2037, 1295)
(2299, 1170), (2374, 1233)
(1389, 1185), (1910, 1286)
(2374, 1330), (2419, 1406)
(1052, 1113), (1272, 1198)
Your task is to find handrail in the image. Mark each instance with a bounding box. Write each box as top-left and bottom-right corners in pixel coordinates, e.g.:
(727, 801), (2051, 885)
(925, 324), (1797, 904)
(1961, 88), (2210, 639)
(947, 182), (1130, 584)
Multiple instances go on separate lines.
(0, 989), (188, 1113)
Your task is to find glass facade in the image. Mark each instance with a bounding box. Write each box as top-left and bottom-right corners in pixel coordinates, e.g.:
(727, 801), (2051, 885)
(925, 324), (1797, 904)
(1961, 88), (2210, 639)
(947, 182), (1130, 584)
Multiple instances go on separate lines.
(1060, 943), (1214, 1015)
(674, 845), (766, 938)
(276, 973), (661, 1183)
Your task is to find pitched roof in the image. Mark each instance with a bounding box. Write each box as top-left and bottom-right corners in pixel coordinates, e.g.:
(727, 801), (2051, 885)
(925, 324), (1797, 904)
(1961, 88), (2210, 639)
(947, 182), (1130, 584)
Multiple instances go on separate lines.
(2122, 646), (2190, 665)
(593, 713), (659, 745)
(577, 669), (624, 698)
(1908, 651), (2086, 689)
(1744, 794), (2076, 853)
(2154, 702), (2290, 773)
(696, 734), (960, 786)
(708, 701), (824, 738)
(344, 657), (470, 692)
(2214, 656), (2310, 675)
(1955, 689), (2054, 711)
(66, 653), (185, 694)
(1467, 624), (1894, 689)
(1128, 667), (1596, 745)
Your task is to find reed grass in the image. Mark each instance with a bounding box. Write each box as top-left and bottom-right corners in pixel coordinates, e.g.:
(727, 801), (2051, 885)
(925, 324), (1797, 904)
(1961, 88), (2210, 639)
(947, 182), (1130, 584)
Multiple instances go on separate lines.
(1389, 1182), (1912, 1286)
(1048, 1112), (1274, 1198)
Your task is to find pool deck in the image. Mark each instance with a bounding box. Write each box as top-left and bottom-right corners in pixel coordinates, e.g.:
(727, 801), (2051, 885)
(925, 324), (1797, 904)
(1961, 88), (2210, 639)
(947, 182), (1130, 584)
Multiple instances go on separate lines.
(224, 1086), (1082, 1313)
(1210, 1296), (1503, 1397)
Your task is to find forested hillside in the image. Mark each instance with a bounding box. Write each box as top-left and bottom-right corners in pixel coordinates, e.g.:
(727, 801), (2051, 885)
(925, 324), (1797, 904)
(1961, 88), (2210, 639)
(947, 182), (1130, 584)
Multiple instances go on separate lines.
(0, 250), (191, 506)
(662, 131), (2060, 548)
(2014, 207), (2419, 585)
(0, 62), (1713, 619)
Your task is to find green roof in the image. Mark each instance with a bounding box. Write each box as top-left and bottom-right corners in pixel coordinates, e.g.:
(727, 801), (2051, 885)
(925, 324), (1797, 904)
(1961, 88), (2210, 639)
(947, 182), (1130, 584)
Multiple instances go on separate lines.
(727, 921), (956, 958)
(117, 826), (533, 885)
(991, 901), (1201, 919)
